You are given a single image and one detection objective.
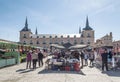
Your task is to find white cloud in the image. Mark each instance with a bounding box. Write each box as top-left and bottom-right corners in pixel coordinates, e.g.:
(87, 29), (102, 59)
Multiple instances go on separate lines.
(92, 4), (115, 16)
(60, 0), (116, 16)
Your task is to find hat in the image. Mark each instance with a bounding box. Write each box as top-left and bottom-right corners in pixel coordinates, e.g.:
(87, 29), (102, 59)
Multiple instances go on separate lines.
(29, 50), (32, 53)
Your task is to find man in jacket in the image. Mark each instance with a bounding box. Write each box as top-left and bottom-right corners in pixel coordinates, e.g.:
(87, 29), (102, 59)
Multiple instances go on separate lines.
(38, 49), (44, 67)
(101, 49), (108, 71)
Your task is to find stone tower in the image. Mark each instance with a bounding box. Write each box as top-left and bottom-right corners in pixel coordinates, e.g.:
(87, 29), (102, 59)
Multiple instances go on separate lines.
(20, 17), (32, 44)
(81, 16), (94, 46)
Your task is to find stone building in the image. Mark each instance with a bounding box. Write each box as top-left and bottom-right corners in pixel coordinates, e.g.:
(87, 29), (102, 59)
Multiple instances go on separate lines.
(95, 32), (113, 48)
(20, 17), (94, 48)
(113, 40), (120, 47)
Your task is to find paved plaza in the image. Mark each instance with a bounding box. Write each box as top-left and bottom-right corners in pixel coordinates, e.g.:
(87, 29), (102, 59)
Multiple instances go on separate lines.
(0, 58), (120, 82)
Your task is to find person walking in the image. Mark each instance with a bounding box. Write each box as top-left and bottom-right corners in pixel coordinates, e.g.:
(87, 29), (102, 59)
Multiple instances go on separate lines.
(89, 51), (95, 67)
(38, 49), (44, 67)
(101, 49), (109, 71)
(74, 51), (80, 61)
(84, 51), (89, 66)
(32, 50), (38, 69)
(80, 50), (84, 68)
(26, 50), (32, 69)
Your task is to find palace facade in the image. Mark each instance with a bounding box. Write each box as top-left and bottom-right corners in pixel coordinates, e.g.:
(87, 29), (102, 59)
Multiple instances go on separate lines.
(20, 17), (94, 48)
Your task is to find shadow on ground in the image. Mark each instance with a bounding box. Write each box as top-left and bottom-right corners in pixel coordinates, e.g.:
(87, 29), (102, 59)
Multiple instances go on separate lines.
(16, 69), (26, 72)
(16, 68), (38, 74)
(95, 63), (120, 77)
(101, 70), (120, 77)
(38, 69), (86, 75)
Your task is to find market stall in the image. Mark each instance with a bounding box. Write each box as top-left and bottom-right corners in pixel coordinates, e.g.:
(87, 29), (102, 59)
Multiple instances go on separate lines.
(45, 50), (80, 72)
(0, 41), (19, 68)
(69, 44), (88, 49)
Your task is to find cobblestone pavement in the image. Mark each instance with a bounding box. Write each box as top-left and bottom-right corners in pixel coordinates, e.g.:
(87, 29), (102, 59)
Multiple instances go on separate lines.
(0, 59), (120, 82)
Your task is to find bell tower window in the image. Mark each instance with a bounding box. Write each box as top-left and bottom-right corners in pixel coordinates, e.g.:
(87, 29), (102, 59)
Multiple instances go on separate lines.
(87, 33), (91, 37)
(23, 34), (26, 38)
(36, 41), (39, 44)
(23, 41), (26, 44)
(30, 40), (33, 45)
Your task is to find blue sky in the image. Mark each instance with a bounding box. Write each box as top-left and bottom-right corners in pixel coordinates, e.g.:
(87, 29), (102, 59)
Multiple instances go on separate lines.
(0, 0), (120, 42)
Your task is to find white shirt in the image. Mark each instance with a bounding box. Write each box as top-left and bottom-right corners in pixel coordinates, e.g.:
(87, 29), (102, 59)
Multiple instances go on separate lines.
(32, 53), (38, 59)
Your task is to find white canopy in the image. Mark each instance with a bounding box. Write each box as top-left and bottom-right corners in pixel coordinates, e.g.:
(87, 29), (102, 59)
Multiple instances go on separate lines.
(69, 44), (88, 49)
(50, 44), (65, 49)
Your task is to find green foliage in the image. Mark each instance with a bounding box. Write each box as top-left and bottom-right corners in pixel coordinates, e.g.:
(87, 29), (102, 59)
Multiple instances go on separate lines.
(0, 42), (18, 49)
(20, 54), (26, 62)
(4, 51), (18, 57)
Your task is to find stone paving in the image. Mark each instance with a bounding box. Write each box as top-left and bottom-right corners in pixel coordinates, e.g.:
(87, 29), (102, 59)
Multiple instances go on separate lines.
(0, 59), (120, 82)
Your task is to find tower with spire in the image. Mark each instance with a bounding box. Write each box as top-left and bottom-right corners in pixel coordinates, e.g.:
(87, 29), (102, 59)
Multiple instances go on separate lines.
(21, 17), (30, 31)
(20, 17), (32, 44)
(79, 26), (81, 34)
(81, 16), (94, 46)
(83, 16), (93, 30)
(35, 27), (38, 35)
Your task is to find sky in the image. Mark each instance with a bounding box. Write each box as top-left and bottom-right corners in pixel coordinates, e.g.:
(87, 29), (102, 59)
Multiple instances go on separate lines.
(0, 0), (120, 42)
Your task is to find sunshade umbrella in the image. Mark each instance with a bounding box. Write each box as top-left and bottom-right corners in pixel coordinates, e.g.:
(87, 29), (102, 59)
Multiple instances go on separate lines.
(69, 44), (88, 49)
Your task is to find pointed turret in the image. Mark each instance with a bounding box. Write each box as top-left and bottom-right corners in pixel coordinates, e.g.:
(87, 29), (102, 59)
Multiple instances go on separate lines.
(35, 27), (38, 35)
(83, 16), (93, 30)
(79, 26), (81, 34)
(86, 16), (89, 27)
(21, 17), (29, 31)
(25, 17), (28, 30)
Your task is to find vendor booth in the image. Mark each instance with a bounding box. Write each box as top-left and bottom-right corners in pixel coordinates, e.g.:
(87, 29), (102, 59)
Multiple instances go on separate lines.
(45, 44), (88, 72)
(46, 54), (80, 72)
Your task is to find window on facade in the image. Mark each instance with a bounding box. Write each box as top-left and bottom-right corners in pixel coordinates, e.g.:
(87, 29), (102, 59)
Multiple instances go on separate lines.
(87, 42), (90, 44)
(30, 40), (33, 45)
(80, 42), (84, 44)
(81, 34), (84, 37)
(67, 35), (70, 38)
(87, 40), (90, 44)
(61, 35), (63, 38)
(49, 42), (52, 44)
(31, 36), (32, 38)
(23, 34), (26, 38)
(74, 40), (77, 44)
(49, 36), (52, 38)
(80, 40), (84, 44)
(37, 36), (39, 38)
(36, 41), (39, 44)
(55, 42), (58, 44)
(74, 35), (76, 38)
(23, 41), (26, 44)
(43, 36), (45, 38)
(87, 33), (91, 37)
(55, 36), (57, 38)
(74, 42), (77, 44)
(43, 41), (46, 44)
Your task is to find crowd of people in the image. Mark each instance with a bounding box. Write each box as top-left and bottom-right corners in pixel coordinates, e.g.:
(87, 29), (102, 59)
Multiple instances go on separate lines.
(26, 49), (45, 69)
(50, 49), (97, 70)
(25, 47), (120, 72)
(50, 48), (119, 71)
